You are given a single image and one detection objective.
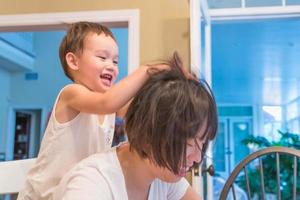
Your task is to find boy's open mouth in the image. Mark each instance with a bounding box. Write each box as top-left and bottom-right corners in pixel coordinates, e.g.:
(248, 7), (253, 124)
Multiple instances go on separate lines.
(100, 74), (113, 85)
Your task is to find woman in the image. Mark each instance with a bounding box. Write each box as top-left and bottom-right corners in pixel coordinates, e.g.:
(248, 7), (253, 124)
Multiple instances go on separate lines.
(54, 53), (218, 200)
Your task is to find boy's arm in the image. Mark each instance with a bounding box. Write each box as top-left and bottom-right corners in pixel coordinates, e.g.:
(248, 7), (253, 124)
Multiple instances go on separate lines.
(116, 99), (132, 118)
(62, 65), (168, 115)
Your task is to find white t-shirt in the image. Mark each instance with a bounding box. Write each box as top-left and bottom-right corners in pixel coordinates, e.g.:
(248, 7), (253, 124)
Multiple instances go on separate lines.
(18, 85), (116, 200)
(53, 148), (190, 200)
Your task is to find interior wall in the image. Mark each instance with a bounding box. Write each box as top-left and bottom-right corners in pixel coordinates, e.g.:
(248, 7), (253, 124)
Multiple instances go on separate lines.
(0, 0), (190, 67)
(10, 31), (68, 107)
(0, 68), (10, 153)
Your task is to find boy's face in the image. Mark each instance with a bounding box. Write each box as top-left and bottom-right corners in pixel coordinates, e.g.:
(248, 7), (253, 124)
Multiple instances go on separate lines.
(75, 32), (119, 93)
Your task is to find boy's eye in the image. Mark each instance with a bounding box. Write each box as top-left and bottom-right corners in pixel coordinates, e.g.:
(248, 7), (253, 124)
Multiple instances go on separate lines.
(98, 56), (106, 60)
(113, 60), (118, 65)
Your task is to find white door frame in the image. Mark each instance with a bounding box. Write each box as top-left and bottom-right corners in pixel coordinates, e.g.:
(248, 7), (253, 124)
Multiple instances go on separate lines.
(190, 0), (201, 194)
(0, 9), (140, 160)
(190, 0), (212, 198)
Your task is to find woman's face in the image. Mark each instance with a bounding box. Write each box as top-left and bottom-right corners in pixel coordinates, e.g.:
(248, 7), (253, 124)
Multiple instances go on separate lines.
(152, 127), (205, 183)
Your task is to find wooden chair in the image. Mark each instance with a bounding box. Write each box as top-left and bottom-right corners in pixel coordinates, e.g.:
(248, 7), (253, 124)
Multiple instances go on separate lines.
(0, 158), (35, 195)
(219, 146), (300, 200)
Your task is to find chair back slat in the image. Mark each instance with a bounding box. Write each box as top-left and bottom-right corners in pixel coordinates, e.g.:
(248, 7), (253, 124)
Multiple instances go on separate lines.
(243, 167), (251, 200)
(276, 153), (281, 200)
(293, 156), (297, 200)
(259, 158), (265, 200)
(231, 184), (237, 200)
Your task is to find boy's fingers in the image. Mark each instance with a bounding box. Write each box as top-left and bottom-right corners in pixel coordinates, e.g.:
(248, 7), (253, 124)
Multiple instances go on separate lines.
(145, 63), (170, 71)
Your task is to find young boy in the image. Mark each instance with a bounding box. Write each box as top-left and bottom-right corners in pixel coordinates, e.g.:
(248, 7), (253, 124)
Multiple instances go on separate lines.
(18, 21), (168, 200)
(53, 53), (218, 200)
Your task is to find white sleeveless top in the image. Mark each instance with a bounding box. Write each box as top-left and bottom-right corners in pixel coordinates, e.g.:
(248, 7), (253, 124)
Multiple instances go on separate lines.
(18, 85), (116, 200)
(53, 147), (189, 200)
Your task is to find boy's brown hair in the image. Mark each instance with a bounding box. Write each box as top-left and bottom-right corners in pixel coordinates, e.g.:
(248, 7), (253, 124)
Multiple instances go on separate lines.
(59, 21), (116, 81)
(125, 53), (218, 175)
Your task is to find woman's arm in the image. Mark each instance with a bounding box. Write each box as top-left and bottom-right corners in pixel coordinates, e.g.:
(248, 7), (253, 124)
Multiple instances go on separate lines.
(181, 186), (202, 200)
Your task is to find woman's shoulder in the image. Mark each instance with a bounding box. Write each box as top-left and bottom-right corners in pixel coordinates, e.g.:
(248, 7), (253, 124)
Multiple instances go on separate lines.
(65, 147), (124, 189)
(53, 151), (116, 200)
(75, 148), (119, 171)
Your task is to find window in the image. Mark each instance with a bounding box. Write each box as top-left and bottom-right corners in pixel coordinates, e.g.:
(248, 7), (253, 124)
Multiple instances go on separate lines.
(262, 106), (282, 141)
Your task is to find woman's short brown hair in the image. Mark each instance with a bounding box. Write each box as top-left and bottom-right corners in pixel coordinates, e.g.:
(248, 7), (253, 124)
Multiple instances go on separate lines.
(125, 53), (218, 175)
(59, 21), (116, 81)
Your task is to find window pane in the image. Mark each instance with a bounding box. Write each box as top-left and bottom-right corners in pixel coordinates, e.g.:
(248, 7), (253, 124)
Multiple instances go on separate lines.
(287, 118), (300, 133)
(287, 0), (300, 5)
(286, 101), (298, 120)
(246, 0), (282, 7)
(264, 122), (282, 141)
(263, 106), (282, 121)
(208, 0), (241, 9)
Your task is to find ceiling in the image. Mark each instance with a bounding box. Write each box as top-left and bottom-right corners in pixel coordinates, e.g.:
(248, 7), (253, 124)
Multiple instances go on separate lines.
(211, 17), (300, 105)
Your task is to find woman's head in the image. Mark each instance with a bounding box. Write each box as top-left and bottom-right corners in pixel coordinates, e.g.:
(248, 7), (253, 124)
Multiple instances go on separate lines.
(125, 53), (218, 177)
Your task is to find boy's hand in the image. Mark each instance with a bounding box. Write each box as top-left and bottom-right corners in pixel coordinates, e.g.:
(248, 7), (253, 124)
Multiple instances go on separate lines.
(148, 62), (196, 81)
(145, 63), (170, 71)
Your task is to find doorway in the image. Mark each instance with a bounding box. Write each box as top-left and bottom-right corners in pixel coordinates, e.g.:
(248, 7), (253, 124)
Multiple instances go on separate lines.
(213, 116), (252, 178)
(13, 109), (42, 160)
